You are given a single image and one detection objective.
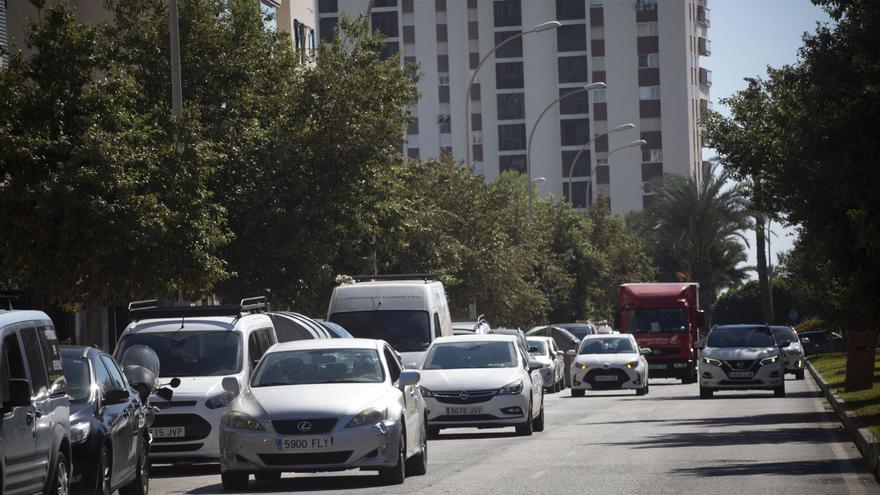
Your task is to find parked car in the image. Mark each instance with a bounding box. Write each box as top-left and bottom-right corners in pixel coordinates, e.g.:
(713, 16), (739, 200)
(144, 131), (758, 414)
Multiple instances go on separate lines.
(570, 334), (650, 397)
(770, 326), (805, 380)
(798, 330), (846, 356)
(419, 335), (545, 437)
(316, 319), (354, 338)
(526, 326), (581, 386)
(114, 297), (277, 461)
(61, 346), (149, 495)
(0, 310), (70, 495)
(548, 323), (598, 340)
(267, 311), (334, 341)
(488, 328), (530, 358)
(219, 338), (426, 489)
(526, 336), (565, 393)
(699, 324), (789, 399)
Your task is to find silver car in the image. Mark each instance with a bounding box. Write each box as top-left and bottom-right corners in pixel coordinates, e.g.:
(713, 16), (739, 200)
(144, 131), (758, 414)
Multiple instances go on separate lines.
(526, 336), (565, 393)
(219, 339), (427, 489)
(770, 326), (805, 380)
(699, 325), (788, 399)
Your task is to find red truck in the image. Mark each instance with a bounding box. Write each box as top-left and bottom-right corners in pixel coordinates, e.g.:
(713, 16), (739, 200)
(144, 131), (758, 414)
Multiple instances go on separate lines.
(618, 283), (704, 383)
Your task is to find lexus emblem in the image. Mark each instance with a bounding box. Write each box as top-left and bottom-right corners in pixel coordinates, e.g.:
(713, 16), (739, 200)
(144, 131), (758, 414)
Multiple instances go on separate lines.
(297, 421), (312, 433)
(459, 391), (469, 401)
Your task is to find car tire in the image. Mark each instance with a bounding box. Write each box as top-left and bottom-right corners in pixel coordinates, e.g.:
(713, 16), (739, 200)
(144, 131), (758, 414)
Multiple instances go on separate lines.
(515, 403), (534, 436)
(532, 401), (545, 432)
(427, 425), (441, 440)
(571, 388), (584, 397)
(378, 433), (406, 485)
(221, 471), (249, 491)
(254, 471), (282, 482)
(699, 386), (713, 399)
(119, 437), (149, 495)
(774, 384), (786, 398)
(405, 423), (428, 476)
(636, 383), (648, 396)
(795, 370), (805, 380)
(49, 450), (70, 495)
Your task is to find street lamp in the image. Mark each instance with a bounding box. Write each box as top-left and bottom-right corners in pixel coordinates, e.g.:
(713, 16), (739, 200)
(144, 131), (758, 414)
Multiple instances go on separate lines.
(564, 122), (635, 205)
(526, 82), (606, 216)
(464, 20), (562, 168)
(584, 139), (647, 207)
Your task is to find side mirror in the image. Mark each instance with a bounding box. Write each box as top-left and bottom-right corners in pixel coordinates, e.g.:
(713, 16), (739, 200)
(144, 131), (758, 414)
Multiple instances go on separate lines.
(528, 360), (543, 372)
(221, 377), (241, 398)
(565, 350), (576, 357)
(398, 370), (420, 388)
(640, 348), (652, 355)
(777, 339), (791, 348)
(800, 337), (810, 345)
(104, 388), (131, 405)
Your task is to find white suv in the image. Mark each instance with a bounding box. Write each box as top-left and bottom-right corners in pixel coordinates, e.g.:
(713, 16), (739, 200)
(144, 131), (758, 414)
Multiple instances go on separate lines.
(699, 324), (789, 399)
(114, 298), (277, 461)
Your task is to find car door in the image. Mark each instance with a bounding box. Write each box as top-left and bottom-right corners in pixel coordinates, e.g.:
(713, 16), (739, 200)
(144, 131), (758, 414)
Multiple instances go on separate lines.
(18, 327), (54, 488)
(1, 329), (42, 495)
(101, 355), (139, 481)
(94, 356), (133, 486)
(384, 346), (418, 455)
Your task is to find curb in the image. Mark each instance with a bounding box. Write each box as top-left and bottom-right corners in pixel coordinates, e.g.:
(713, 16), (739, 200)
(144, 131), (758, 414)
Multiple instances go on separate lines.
(806, 359), (880, 481)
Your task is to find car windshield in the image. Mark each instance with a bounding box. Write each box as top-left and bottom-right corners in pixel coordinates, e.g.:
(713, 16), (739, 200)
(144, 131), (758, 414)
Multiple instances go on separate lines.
(555, 325), (593, 340)
(626, 308), (687, 332)
(422, 341), (517, 369)
(252, 349), (384, 386)
(579, 338), (636, 354)
(330, 311), (431, 352)
(771, 326), (798, 342)
(707, 327), (776, 348)
(61, 355), (91, 403)
(115, 331), (242, 377)
(528, 339), (547, 356)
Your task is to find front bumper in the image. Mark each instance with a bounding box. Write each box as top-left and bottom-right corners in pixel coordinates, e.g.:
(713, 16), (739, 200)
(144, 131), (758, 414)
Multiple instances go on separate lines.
(424, 392), (529, 429)
(700, 360), (785, 389)
(71, 437), (98, 484)
(148, 402), (226, 460)
(220, 420), (401, 473)
(570, 365), (645, 390)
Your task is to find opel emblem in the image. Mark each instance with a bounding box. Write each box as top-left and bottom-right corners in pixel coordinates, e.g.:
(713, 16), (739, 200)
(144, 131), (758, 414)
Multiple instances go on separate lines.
(459, 391), (469, 401)
(297, 421), (312, 433)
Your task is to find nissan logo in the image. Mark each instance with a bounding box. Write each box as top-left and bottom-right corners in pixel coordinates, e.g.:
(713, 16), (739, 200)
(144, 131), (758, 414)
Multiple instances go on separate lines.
(297, 421), (312, 432)
(459, 391), (469, 401)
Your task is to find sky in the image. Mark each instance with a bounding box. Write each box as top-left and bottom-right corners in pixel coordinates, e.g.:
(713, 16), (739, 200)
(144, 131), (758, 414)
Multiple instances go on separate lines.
(706, 0), (831, 273)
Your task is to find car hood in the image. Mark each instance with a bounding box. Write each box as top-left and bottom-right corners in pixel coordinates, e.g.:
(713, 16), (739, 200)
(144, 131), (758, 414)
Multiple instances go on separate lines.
(703, 347), (778, 360)
(574, 353), (639, 366)
(152, 375), (226, 401)
(239, 383), (391, 418)
(419, 368), (521, 391)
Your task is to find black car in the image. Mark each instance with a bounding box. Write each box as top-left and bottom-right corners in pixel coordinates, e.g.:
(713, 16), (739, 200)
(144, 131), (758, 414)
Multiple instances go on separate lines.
(61, 346), (149, 495)
(798, 331), (846, 355)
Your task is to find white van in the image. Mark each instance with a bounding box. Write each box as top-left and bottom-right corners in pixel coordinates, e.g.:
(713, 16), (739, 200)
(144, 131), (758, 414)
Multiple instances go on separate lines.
(114, 298), (277, 461)
(327, 275), (453, 368)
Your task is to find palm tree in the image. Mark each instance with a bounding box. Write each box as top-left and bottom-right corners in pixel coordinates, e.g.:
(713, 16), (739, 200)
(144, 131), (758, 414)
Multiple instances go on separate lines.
(630, 167), (752, 316)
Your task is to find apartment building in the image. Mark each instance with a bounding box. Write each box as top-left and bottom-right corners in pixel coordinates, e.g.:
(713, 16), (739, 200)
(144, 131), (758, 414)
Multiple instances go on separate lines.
(318, 0), (710, 213)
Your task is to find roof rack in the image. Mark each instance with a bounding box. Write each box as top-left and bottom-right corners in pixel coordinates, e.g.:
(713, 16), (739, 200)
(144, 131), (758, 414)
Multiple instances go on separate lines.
(350, 273), (438, 282)
(128, 296), (267, 322)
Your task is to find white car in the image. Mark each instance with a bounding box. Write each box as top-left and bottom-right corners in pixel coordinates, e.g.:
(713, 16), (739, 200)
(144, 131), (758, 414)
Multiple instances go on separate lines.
(570, 334), (651, 397)
(699, 325), (788, 398)
(770, 325), (805, 380)
(526, 336), (565, 393)
(419, 335), (545, 437)
(219, 339), (427, 489)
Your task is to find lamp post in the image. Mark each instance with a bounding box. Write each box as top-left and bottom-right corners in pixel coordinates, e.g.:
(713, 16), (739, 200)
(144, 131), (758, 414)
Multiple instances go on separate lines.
(464, 20), (562, 169)
(585, 139), (647, 207)
(525, 82), (606, 216)
(564, 122), (635, 205)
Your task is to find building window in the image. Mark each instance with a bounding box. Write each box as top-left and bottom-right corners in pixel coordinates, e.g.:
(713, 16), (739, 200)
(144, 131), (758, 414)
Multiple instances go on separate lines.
(318, 0), (337, 13)
(403, 0), (414, 13)
(563, 182), (589, 208)
(639, 85), (661, 100)
(592, 89), (606, 103)
(494, 31), (524, 58)
(435, 0), (446, 11)
(261, 1), (278, 32)
(500, 154), (527, 174)
(374, 0), (397, 6)
(498, 124), (526, 150)
(371, 11), (399, 37)
(319, 17), (338, 43)
(381, 42), (399, 61)
(638, 53), (660, 68)
(642, 149), (663, 163)
(439, 85), (450, 103)
(436, 24), (448, 42)
(559, 87), (589, 114)
(497, 93), (525, 120)
(407, 119), (419, 135)
(637, 21), (659, 36)
(558, 56), (588, 83)
(496, 62), (524, 89)
(592, 56), (605, 71)
(493, 0), (521, 27)
(557, 24), (587, 52)
(562, 150), (590, 177)
(560, 119), (590, 146)
(556, 0), (586, 20)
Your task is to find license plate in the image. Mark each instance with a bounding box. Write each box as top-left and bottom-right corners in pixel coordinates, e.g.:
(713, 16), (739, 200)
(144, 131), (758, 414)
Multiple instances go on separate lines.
(276, 437), (334, 450)
(150, 426), (185, 439)
(729, 371), (753, 378)
(595, 375), (617, 382)
(446, 406), (482, 415)
(649, 364), (666, 370)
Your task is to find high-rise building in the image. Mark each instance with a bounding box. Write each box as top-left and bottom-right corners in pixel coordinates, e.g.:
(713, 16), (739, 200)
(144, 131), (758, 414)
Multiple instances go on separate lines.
(318, 0), (710, 213)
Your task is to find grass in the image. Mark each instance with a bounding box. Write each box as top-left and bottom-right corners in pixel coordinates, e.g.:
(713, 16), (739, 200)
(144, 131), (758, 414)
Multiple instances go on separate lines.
(810, 351), (880, 438)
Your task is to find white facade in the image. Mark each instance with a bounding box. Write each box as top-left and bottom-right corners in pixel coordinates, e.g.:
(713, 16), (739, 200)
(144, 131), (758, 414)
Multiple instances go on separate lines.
(319, 0), (710, 213)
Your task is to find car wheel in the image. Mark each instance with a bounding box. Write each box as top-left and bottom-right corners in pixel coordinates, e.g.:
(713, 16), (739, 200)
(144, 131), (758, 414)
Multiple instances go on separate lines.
(774, 384), (786, 398)
(427, 425), (441, 440)
(699, 386), (713, 399)
(378, 432), (406, 484)
(571, 388), (584, 397)
(49, 450), (70, 495)
(94, 445), (112, 495)
(221, 471), (250, 491)
(119, 437), (149, 495)
(636, 384), (648, 396)
(405, 423), (428, 476)
(515, 403), (534, 436)
(254, 471), (282, 482)
(795, 370), (805, 380)
(532, 401), (545, 432)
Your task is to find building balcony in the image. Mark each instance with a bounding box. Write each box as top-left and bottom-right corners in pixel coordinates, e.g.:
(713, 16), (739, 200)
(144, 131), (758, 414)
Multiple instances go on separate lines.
(699, 98), (710, 119)
(699, 67), (712, 87)
(697, 5), (710, 26)
(698, 37), (711, 56)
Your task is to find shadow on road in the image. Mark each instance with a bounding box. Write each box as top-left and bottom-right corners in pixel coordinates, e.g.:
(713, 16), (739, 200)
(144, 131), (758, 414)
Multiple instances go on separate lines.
(433, 430), (520, 441)
(589, 411), (835, 428)
(671, 459), (870, 478)
(598, 425), (850, 449)
(151, 463), (219, 479)
(184, 473), (389, 494)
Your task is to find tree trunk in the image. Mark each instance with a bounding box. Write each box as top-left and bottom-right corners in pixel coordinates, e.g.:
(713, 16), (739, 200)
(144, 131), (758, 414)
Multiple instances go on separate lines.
(84, 294), (106, 348)
(755, 215), (772, 324)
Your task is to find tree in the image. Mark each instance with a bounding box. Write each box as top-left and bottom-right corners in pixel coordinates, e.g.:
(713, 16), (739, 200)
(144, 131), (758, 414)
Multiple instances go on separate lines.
(0, 1), (229, 343)
(628, 170), (752, 317)
(712, 278), (800, 326)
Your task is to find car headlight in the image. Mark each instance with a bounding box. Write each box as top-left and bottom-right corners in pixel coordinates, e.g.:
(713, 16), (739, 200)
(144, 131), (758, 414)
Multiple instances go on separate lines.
(223, 411), (265, 431)
(346, 407), (388, 428)
(574, 362), (589, 370)
(625, 361), (638, 369)
(702, 357), (722, 367)
(418, 386), (434, 397)
(497, 380), (523, 395)
(760, 355), (779, 365)
(71, 421), (90, 444)
(205, 392), (232, 410)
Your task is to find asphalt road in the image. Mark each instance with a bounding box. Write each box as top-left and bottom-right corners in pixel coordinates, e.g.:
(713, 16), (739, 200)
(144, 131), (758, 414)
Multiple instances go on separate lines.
(149, 372), (879, 494)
